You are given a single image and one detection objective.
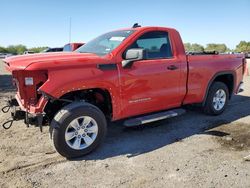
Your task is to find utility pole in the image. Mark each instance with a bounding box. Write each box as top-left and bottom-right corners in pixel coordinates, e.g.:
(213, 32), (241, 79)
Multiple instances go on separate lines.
(69, 17), (72, 43)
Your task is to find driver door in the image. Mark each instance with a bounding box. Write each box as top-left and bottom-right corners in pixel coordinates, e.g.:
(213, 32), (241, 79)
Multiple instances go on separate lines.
(119, 31), (183, 118)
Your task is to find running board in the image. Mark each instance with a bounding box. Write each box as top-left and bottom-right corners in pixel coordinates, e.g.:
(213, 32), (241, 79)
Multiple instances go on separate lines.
(123, 108), (186, 127)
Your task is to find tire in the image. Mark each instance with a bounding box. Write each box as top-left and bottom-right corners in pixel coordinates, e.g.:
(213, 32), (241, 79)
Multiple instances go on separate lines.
(203, 82), (229, 115)
(51, 102), (107, 158)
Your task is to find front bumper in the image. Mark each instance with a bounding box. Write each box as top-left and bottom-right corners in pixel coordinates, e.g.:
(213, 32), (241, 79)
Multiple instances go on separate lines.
(15, 93), (48, 114)
(2, 97), (45, 131)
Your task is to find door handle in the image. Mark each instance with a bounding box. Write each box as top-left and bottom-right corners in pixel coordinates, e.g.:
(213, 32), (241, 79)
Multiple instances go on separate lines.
(167, 65), (178, 70)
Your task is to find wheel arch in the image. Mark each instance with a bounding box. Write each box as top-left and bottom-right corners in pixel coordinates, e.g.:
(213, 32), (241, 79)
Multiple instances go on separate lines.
(43, 87), (117, 123)
(202, 71), (236, 106)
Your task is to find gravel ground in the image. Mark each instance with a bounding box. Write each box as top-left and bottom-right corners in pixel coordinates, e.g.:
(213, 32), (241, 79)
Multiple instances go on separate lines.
(0, 59), (250, 188)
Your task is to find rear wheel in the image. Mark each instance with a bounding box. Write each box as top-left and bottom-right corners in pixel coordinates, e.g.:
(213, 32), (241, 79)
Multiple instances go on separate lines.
(51, 102), (107, 158)
(203, 82), (229, 115)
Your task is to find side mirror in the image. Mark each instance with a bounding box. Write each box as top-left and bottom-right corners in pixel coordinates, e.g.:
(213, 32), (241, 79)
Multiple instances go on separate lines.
(122, 48), (145, 68)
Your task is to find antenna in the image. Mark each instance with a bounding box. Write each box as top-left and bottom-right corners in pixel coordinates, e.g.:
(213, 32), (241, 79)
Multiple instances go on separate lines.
(132, 23), (141, 28)
(69, 17), (72, 43)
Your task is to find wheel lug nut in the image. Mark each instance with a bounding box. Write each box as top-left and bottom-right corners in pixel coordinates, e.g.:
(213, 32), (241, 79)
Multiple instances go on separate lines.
(82, 134), (86, 137)
(78, 135), (81, 138)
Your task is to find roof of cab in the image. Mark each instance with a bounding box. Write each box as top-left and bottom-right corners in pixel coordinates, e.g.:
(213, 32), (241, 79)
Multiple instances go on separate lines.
(115, 26), (178, 33)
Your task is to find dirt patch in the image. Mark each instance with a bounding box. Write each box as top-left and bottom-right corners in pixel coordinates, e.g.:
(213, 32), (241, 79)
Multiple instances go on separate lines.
(212, 122), (250, 151)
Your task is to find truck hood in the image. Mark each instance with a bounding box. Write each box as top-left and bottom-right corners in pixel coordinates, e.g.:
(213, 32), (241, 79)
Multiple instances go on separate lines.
(4, 52), (109, 71)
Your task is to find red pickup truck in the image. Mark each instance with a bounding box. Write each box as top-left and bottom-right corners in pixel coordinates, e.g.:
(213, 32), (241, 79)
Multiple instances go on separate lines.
(63, 43), (84, 52)
(2, 25), (246, 158)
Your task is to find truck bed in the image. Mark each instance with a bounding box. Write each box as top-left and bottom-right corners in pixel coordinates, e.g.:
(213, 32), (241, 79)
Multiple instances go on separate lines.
(183, 53), (245, 105)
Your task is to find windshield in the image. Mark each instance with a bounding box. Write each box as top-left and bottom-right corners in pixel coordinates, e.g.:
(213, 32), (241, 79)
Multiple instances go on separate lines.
(76, 30), (134, 55)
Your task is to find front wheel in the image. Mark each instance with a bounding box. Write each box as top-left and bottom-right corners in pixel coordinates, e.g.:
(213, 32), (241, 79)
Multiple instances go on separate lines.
(203, 82), (229, 115)
(51, 102), (107, 158)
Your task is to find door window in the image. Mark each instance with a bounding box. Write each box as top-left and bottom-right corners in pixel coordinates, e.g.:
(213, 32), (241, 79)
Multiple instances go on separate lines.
(129, 31), (172, 59)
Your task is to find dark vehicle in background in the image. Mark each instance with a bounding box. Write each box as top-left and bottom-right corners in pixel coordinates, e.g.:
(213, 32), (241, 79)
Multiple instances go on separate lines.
(41, 43), (84, 53)
(63, 43), (84, 51)
(42, 47), (63, 53)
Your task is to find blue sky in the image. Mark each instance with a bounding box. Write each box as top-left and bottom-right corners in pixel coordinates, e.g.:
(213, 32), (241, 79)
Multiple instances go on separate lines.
(0, 0), (249, 49)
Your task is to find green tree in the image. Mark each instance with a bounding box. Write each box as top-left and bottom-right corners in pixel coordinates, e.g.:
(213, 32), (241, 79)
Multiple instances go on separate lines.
(5, 45), (16, 54)
(15, 44), (28, 54)
(184, 43), (204, 52)
(28, 46), (48, 53)
(6, 45), (27, 54)
(235, 41), (250, 53)
(0, 46), (8, 53)
(205, 43), (228, 53)
(184, 43), (192, 52)
(191, 43), (204, 52)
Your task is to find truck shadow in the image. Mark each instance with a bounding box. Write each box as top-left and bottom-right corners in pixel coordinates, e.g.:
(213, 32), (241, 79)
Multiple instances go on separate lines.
(75, 94), (250, 161)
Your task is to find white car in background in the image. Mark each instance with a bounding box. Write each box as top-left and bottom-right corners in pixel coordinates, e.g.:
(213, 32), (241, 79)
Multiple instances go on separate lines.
(23, 51), (35, 55)
(0, 53), (13, 59)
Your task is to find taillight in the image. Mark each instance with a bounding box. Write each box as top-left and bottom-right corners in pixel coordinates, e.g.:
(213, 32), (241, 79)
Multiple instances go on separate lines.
(243, 58), (247, 76)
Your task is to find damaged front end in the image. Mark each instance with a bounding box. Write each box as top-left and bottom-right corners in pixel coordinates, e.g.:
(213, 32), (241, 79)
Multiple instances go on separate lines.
(2, 59), (49, 132)
(2, 97), (44, 131)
